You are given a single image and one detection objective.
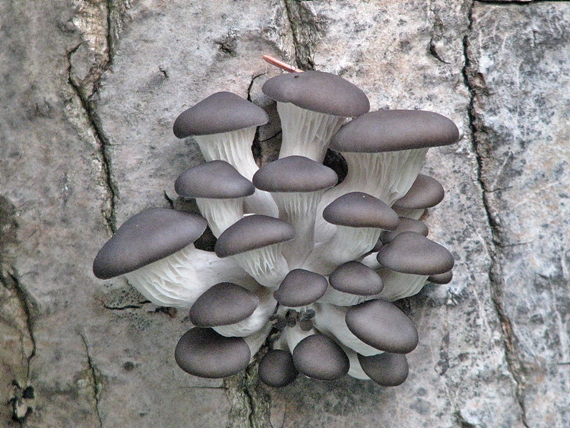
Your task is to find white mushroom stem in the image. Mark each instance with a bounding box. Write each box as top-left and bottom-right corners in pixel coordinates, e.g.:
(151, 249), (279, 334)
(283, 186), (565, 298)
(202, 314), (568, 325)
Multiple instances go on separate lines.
(340, 344), (370, 380)
(244, 323), (274, 363)
(277, 102), (346, 162)
(393, 207), (426, 220)
(315, 148), (428, 243)
(303, 226), (382, 275)
(196, 198), (244, 238)
(376, 268), (429, 302)
(271, 191), (324, 269)
(232, 244), (290, 289)
(193, 127), (278, 216)
(317, 286), (368, 307)
(313, 303), (384, 356)
(214, 290), (278, 337)
(124, 244), (255, 308)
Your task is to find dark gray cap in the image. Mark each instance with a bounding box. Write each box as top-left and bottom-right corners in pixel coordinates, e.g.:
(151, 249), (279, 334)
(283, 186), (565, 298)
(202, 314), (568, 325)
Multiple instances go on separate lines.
(173, 92), (268, 138)
(189, 282), (259, 327)
(345, 299), (419, 353)
(262, 71), (370, 117)
(93, 209), (207, 279)
(329, 261), (383, 296)
(323, 192), (400, 229)
(376, 231), (454, 275)
(174, 328), (250, 378)
(175, 160), (255, 199)
(274, 269), (328, 307)
(252, 156), (338, 192)
(330, 110), (460, 153)
(379, 217), (429, 245)
(259, 349), (298, 387)
(392, 174), (445, 210)
(292, 334), (349, 381)
(215, 215), (296, 258)
(358, 352), (409, 386)
(428, 270), (453, 284)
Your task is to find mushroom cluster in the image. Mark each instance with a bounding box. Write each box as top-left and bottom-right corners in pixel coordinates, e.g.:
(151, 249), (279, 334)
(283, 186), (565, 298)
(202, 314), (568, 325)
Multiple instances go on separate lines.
(93, 65), (459, 388)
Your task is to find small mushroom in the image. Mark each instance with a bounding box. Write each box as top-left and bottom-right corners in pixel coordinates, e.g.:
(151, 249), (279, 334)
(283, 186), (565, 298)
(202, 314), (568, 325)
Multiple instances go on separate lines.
(329, 261), (383, 296)
(259, 349), (298, 387)
(274, 269), (328, 307)
(345, 299), (419, 354)
(358, 352), (409, 386)
(292, 333), (350, 381)
(428, 270), (453, 284)
(262, 71), (369, 162)
(215, 215), (296, 288)
(379, 217), (429, 245)
(174, 327), (251, 378)
(392, 174), (445, 219)
(253, 156), (338, 266)
(175, 160), (255, 237)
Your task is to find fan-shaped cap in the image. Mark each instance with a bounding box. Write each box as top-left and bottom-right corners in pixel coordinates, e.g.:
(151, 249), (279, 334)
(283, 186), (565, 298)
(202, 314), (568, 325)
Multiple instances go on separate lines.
(329, 261), (383, 296)
(428, 270), (453, 284)
(274, 269), (328, 307)
(174, 328), (250, 378)
(189, 282), (259, 327)
(175, 161), (255, 199)
(392, 174), (445, 210)
(259, 349), (298, 387)
(323, 192), (400, 229)
(173, 92), (268, 138)
(292, 334), (349, 380)
(376, 231), (454, 275)
(358, 352), (409, 386)
(262, 71), (370, 117)
(379, 217), (429, 245)
(93, 209), (207, 279)
(215, 215), (296, 257)
(252, 156), (338, 192)
(345, 299), (418, 353)
(330, 110), (460, 153)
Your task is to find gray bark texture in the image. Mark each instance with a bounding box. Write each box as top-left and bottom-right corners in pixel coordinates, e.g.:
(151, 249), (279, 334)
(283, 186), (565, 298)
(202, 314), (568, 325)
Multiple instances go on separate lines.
(1, 0), (569, 427)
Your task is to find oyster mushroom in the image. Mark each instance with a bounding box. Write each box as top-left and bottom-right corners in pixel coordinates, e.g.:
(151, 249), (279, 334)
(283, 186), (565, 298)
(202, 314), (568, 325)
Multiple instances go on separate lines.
(358, 352), (410, 387)
(392, 174), (445, 219)
(274, 269), (328, 308)
(258, 349), (298, 387)
(292, 333), (350, 381)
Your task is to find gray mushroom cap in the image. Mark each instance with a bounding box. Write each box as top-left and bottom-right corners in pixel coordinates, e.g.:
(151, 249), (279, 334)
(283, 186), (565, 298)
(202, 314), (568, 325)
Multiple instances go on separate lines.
(252, 156), (338, 192)
(329, 261), (384, 296)
(274, 269), (328, 307)
(292, 334), (350, 381)
(214, 215), (296, 257)
(189, 282), (259, 327)
(174, 328), (251, 378)
(329, 110), (460, 153)
(376, 231), (455, 275)
(379, 217), (429, 245)
(175, 160), (255, 199)
(358, 352), (409, 387)
(323, 192), (400, 229)
(262, 71), (370, 117)
(428, 270), (453, 284)
(392, 174), (445, 210)
(259, 349), (298, 387)
(345, 299), (419, 353)
(93, 209), (207, 279)
(173, 92), (268, 138)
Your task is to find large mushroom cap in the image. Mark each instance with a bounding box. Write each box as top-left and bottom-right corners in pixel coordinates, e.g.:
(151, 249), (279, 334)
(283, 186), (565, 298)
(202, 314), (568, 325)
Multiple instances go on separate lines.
(274, 269), (328, 307)
(175, 160), (255, 199)
(330, 110), (460, 153)
(392, 174), (445, 210)
(252, 156), (338, 192)
(174, 328), (251, 378)
(345, 299), (418, 353)
(379, 217), (429, 245)
(323, 192), (400, 230)
(173, 92), (268, 138)
(259, 349), (298, 387)
(93, 209), (207, 279)
(292, 334), (349, 381)
(329, 261), (383, 296)
(215, 215), (296, 258)
(189, 282), (259, 327)
(358, 352), (409, 387)
(262, 71), (370, 117)
(376, 231), (455, 275)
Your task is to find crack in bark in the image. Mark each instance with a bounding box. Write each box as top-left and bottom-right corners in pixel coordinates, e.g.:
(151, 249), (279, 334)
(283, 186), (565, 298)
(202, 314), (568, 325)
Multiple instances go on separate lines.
(80, 333), (103, 428)
(282, 0), (321, 70)
(461, 2), (528, 427)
